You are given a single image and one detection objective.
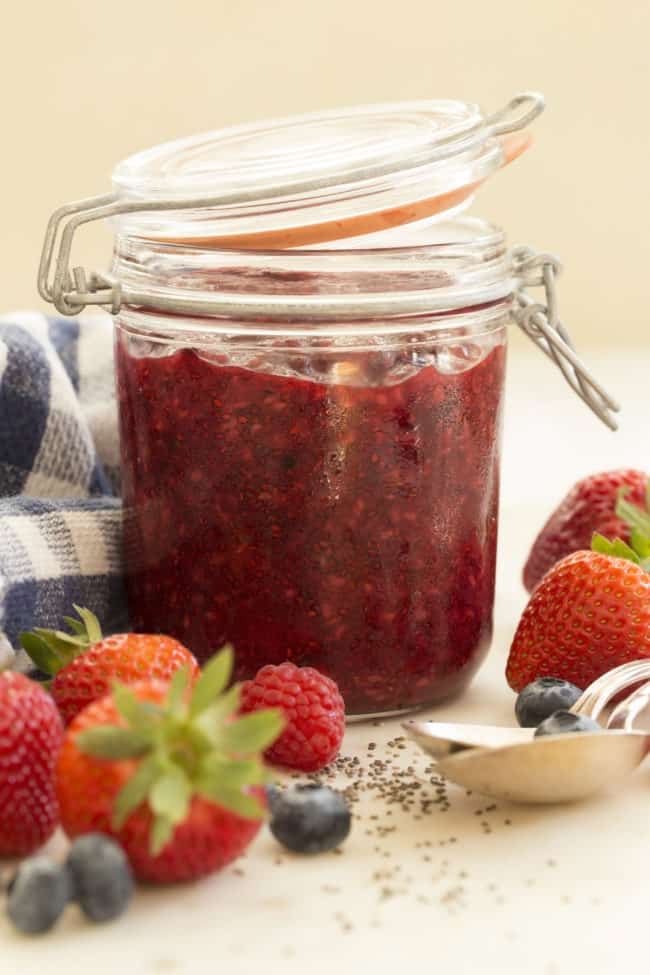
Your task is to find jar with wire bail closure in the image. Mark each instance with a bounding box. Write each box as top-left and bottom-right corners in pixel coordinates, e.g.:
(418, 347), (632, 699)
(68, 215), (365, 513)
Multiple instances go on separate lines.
(38, 93), (619, 717)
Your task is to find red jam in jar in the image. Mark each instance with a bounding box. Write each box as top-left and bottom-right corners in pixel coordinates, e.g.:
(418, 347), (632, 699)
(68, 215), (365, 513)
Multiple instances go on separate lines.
(116, 321), (506, 714)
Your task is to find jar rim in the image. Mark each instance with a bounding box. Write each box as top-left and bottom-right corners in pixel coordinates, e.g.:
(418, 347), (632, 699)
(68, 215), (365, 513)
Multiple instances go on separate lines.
(112, 216), (513, 329)
(116, 300), (511, 345)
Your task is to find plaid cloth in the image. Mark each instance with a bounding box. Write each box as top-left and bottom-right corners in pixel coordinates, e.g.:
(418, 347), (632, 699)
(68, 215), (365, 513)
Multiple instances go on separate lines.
(0, 312), (126, 671)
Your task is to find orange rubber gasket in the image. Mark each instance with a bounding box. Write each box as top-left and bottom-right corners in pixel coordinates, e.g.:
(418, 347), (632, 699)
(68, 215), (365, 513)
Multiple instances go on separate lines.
(156, 133), (531, 251)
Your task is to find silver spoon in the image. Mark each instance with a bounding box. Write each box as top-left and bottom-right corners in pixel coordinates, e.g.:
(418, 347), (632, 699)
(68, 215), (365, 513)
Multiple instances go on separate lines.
(404, 669), (650, 804)
(403, 660), (650, 760)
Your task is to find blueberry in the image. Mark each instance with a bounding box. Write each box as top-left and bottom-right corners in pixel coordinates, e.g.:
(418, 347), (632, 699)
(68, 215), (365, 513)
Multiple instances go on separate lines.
(515, 677), (583, 728)
(534, 710), (601, 737)
(66, 834), (134, 922)
(6, 856), (71, 934)
(268, 784), (351, 854)
(25, 668), (51, 683)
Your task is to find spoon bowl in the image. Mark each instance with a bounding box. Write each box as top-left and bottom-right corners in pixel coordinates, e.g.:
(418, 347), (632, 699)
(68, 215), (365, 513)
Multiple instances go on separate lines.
(404, 721), (534, 759)
(433, 730), (649, 803)
(404, 666), (650, 804)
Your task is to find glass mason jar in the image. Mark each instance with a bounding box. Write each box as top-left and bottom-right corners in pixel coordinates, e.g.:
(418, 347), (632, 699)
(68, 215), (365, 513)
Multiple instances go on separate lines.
(38, 93), (617, 716)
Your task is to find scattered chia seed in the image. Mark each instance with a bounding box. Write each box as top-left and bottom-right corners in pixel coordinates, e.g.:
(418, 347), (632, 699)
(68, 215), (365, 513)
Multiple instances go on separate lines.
(267, 734), (545, 932)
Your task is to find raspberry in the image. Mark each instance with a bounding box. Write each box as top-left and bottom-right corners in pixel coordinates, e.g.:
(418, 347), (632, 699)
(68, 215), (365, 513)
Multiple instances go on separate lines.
(240, 663), (345, 772)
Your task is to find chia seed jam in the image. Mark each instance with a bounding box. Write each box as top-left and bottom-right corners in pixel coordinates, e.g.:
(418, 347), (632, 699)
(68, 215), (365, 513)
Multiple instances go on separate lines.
(116, 323), (506, 715)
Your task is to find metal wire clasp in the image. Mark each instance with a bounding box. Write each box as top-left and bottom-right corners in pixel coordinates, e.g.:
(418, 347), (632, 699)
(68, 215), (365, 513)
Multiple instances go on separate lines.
(512, 246), (620, 430)
(38, 192), (123, 315)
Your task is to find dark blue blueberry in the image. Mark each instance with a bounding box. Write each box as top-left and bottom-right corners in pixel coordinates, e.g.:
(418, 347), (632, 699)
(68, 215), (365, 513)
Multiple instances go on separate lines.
(534, 710), (601, 737)
(6, 856), (71, 934)
(66, 834), (134, 922)
(515, 677), (583, 728)
(25, 668), (51, 683)
(268, 784), (351, 854)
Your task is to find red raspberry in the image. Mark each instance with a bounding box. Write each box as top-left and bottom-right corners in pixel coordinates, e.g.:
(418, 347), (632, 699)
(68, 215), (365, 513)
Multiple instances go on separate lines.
(240, 663), (345, 772)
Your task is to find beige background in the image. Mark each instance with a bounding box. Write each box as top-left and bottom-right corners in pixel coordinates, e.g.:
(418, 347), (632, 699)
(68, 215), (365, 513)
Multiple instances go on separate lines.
(2, 0), (649, 348)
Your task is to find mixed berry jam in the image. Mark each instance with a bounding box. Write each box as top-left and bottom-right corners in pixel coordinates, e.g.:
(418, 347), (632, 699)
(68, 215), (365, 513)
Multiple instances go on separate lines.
(116, 329), (506, 715)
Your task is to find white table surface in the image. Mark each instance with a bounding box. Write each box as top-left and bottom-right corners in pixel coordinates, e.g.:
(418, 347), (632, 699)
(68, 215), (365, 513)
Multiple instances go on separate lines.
(3, 340), (648, 974)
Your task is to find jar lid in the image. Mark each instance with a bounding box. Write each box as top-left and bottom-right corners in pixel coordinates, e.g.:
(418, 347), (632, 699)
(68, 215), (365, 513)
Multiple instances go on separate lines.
(111, 93), (544, 248)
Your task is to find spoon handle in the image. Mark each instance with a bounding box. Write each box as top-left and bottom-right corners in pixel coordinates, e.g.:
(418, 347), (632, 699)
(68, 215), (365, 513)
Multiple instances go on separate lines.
(572, 660), (650, 719)
(607, 680), (650, 731)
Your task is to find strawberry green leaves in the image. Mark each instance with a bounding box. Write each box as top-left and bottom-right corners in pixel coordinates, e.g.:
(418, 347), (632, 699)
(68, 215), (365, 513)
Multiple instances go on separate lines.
(17, 633), (61, 679)
(75, 645), (284, 857)
(112, 683), (158, 731)
(149, 767), (192, 854)
(164, 664), (192, 717)
(76, 726), (151, 760)
(592, 532), (650, 573)
(616, 483), (650, 550)
(197, 782), (266, 820)
(590, 481), (650, 573)
(590, 482), (650, 573)
(189, 646), (234, 716)
(70, 605), (103, 644)
(113, 758), (159, 829)
(19, 605), (104, 675)
(219, 710), (284, 754)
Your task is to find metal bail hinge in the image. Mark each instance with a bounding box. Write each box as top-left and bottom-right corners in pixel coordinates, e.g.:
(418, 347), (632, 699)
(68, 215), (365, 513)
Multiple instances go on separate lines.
(512, 246), (620, 430)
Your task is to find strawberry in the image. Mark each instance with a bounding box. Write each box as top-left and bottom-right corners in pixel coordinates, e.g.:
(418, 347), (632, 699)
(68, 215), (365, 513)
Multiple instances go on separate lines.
(20, 606), (200, 725)
(523, 469), (649, 592)
(507, 508), (650, 692)
(0, 672), (64, 857)
(55, 647), (283, 883)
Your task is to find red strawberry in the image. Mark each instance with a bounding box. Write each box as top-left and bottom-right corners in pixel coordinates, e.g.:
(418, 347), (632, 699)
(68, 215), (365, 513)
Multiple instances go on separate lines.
(507, 534), (650, 693)
(55, 647), (283, 883)
(0, 673), (64, 856)
(20, 606), (200, 724)
(523, 469), (649, 592)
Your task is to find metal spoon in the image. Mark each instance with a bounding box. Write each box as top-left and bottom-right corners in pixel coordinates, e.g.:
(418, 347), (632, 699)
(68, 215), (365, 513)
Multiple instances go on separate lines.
(403, 660), (650, 760)
(404, 670), (650, 804)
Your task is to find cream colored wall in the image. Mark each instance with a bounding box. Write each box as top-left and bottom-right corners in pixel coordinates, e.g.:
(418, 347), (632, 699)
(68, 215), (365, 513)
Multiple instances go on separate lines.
(3, 0), (649, 348)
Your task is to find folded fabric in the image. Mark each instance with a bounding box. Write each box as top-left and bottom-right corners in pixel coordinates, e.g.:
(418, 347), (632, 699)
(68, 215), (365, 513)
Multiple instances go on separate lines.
(0, 312), (126, 671)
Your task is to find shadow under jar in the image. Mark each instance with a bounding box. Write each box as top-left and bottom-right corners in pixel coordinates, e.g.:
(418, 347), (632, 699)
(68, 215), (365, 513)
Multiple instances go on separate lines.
(40, 93), (616, 716)
(114, 219), (509, 716)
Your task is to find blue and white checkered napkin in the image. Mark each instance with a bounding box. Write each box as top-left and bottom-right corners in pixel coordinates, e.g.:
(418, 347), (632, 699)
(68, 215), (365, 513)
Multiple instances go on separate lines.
(0, 312), (127, 671)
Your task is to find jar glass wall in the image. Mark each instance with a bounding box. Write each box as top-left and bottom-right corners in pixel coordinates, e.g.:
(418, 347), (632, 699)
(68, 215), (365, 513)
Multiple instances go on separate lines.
(114, 219), (510, 716)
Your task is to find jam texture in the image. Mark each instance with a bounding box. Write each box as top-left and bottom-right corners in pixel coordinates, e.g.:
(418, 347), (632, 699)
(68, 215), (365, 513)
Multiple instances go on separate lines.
(116, 330), (506, 715)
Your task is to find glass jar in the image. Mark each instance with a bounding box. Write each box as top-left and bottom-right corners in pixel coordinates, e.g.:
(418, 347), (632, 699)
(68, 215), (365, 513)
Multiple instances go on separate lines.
(38, 93), (617, 716)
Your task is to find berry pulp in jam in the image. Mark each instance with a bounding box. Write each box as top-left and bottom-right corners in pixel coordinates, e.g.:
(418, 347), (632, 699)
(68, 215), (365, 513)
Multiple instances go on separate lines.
(116, 332), (506, 715)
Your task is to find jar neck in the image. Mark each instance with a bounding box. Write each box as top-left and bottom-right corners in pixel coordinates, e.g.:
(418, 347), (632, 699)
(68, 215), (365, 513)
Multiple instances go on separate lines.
(111, 216), (513, 333)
